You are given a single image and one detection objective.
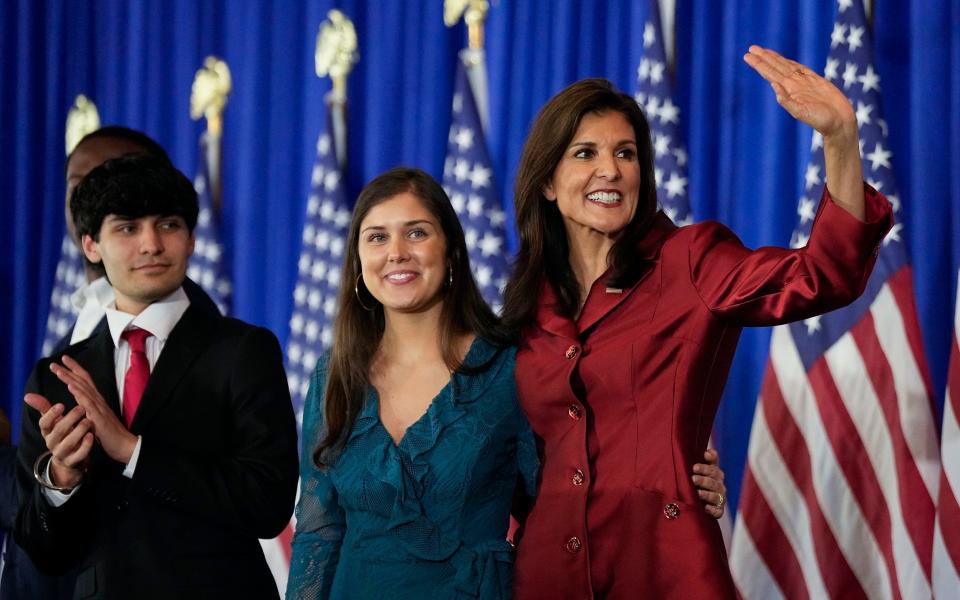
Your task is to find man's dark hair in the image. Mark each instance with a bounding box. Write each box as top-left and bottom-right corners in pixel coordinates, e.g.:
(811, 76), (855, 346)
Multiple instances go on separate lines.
(71, 154), (199, 241)
(65, 126), (171, 175)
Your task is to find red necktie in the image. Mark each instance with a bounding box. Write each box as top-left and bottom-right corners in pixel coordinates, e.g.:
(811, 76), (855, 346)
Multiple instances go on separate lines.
(121, 327), (152, 428)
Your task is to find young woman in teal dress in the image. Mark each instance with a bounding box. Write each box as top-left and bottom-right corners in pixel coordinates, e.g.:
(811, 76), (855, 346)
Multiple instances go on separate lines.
(286, 168), (727, 599)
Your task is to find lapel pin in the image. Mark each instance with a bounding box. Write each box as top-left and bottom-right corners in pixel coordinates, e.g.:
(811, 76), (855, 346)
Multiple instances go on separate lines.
(605, 287), (623, 294)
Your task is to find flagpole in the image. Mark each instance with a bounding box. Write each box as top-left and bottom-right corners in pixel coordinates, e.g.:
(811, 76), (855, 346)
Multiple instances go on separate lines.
(188, 57), (233, 315)
(440, 0), (509, 311)
(446, 0), (490, 134)
(190, 57), (231, 214)
(315, 9), (358, 170)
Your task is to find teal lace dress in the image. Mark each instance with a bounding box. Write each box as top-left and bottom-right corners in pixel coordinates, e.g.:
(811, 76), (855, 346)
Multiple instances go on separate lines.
(287, 339), (539, 599)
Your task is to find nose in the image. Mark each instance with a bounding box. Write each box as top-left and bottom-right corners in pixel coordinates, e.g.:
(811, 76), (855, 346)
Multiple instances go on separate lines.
(139, 227), (164, 254)
(596, 151), (621, 180)
(386, 236), (409, 263)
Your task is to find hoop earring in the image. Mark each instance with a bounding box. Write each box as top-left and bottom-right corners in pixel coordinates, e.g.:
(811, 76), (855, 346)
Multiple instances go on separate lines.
(354, 273), (376, 311)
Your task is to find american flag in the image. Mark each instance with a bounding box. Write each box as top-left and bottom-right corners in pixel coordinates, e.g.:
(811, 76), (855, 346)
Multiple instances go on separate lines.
(933, 275), (960, 594)
(41, 236), (86, 355)
(284, 105), (349, 427)
(729, 1), (940, 598)
(262, 102), (350, 596)
(188, 132), (231, 315)
(634, 0), (691, 226)
(442, 49), (509, 311)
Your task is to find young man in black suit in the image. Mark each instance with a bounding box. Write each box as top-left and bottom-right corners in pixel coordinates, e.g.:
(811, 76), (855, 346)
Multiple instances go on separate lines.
(15, 154), (298, 598)
(2, 126), (220, 600)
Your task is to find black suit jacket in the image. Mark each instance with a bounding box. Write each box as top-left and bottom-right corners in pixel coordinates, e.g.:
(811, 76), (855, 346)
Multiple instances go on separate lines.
(15, 302), (299, 599)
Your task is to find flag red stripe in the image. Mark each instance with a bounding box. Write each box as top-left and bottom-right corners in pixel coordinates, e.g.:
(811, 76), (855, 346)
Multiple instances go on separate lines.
(937, 467), (960, 575)
(762, 365), (869, 599)
(940, 333), (960, 571)
(737, 463), (810, 600)
(887, 267), (935, 399)
(948, 332), (960, 426)
(850, 312), (935, 576)
(277, 522), (294, 562)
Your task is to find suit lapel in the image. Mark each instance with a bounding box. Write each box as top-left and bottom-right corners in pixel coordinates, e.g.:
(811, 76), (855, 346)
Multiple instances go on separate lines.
(129, 304), (217, 432)
(576, 277), (649, 335)
(534, 283), (580, 342)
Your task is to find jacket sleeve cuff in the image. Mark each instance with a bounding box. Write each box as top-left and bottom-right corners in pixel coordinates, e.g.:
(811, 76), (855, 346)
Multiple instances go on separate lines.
(807, 182), (894, 284)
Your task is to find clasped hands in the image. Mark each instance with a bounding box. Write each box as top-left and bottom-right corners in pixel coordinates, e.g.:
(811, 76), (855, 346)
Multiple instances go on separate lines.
(25, 356), (138, 490)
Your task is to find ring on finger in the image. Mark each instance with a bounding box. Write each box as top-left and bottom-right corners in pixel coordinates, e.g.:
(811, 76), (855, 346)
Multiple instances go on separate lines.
(716, 492), (725, 509)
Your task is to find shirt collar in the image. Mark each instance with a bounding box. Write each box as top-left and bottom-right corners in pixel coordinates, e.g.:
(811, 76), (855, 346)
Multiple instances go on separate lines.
(70, 276), (115, 312)
(105, 286), (191, 347)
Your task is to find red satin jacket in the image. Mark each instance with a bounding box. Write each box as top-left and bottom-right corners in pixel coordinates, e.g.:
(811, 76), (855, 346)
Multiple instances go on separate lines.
(513, 186), (893, 599)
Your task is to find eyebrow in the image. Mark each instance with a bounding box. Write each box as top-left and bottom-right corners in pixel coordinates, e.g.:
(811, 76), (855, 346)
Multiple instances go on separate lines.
(360, 219), (436, 233)
(568, 139), (637, 148)
(104, 214), (182, 223)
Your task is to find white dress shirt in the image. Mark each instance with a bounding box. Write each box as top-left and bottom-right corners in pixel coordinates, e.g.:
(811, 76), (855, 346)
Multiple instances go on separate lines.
(43, 287), (191, 505)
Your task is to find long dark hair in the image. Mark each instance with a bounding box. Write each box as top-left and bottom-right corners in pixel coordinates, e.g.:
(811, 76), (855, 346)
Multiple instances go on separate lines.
(314, 167), (509, 467)
(501, 78), (658, 332)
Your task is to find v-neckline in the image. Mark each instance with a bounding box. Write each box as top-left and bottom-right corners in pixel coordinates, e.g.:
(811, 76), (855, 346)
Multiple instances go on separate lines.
(367, 335), (494, 450)
(371, 335), (483, 448)
(371, 377), (453, 449)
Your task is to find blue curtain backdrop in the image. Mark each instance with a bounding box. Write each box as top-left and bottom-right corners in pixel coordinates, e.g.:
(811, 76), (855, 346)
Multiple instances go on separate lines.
(2, 0), (958, 516)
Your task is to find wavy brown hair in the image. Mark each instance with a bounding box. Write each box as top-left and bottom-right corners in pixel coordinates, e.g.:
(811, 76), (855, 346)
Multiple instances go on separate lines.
(500, 78), (658, 333)
(314, 167), (509, 467)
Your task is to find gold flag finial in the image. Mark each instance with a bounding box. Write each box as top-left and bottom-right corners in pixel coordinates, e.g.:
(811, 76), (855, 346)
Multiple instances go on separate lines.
(315, 9), (359, 100)
(190, 56), (232, 136)
(65, 94), (101, 156)
(444, 0), (489, 49)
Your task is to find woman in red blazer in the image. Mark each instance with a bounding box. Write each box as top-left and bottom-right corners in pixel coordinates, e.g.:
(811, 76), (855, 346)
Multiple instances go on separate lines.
(502, 47), (894, 598)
